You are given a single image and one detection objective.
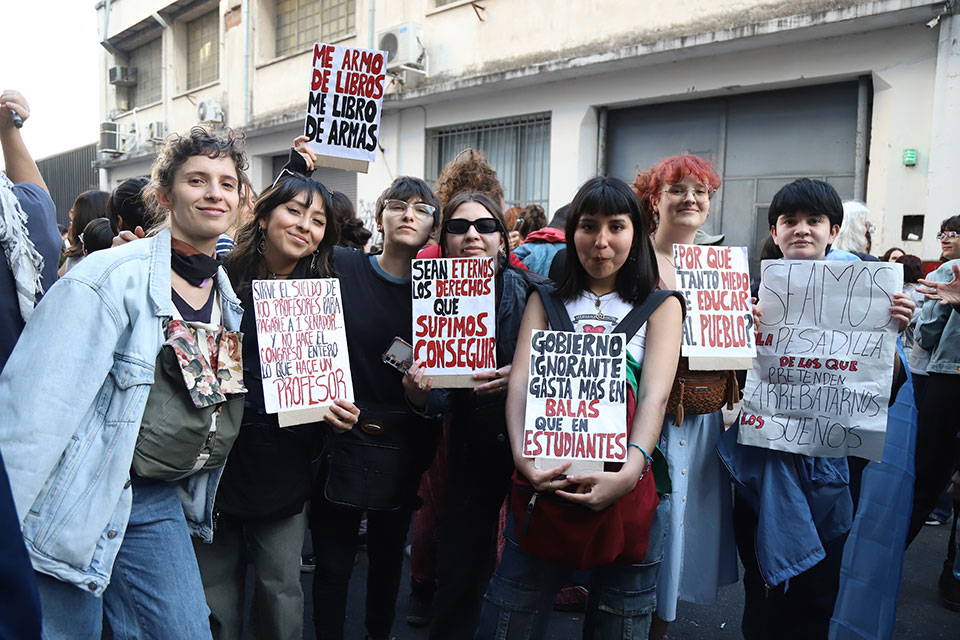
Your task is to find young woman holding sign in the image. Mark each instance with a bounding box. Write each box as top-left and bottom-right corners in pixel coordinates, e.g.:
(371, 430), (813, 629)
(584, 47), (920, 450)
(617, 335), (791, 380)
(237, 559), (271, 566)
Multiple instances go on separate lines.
(633, 154), (739, 639)
(475, 176), (682, 639)
(0, 127), (249, 638)
(193, 139), (359, 640)
(406, 191), (544, 640)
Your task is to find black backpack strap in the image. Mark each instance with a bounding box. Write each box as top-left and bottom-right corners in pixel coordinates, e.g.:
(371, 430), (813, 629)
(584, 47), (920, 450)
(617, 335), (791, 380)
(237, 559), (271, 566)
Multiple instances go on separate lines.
(548, 248), (567, 283)
(613, 290), (685, 341)
(534, 282), (575, 332)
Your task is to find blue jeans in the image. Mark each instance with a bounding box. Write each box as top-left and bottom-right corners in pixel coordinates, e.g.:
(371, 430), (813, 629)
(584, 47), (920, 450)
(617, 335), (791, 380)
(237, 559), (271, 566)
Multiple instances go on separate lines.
(475, 494), (670, 640)
(35, 481), (212, 639)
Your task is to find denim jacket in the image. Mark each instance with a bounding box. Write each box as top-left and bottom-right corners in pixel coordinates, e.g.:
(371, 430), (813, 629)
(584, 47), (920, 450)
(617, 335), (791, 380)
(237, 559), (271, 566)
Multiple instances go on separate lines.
(914, 258), (960, 375)
(0, 229), (243, 595)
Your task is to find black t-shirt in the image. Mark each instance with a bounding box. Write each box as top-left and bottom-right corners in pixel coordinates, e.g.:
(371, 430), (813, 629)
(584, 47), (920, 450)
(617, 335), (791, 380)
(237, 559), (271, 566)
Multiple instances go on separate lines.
(334, 246), (416, 407)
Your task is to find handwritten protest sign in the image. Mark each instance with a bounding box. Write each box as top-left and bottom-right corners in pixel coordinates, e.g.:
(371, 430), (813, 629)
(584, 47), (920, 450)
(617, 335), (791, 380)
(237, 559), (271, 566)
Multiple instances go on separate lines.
(673, 243), (755, 369)
(523, 330), (628, 470)
(738, 260), (903, 461)
(303, 43), (387, 172)
(252, 279), (354, 427)
(412, 257), (496, 387)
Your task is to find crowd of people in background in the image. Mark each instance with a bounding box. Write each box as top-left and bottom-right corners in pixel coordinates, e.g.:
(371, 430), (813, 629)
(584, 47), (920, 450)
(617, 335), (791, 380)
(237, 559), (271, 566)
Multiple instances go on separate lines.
(0, 87), (959, 640)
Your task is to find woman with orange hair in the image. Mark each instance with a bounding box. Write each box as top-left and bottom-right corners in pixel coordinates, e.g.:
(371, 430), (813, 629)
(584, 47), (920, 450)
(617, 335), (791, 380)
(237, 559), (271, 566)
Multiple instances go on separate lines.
(633, 154), (739, 640)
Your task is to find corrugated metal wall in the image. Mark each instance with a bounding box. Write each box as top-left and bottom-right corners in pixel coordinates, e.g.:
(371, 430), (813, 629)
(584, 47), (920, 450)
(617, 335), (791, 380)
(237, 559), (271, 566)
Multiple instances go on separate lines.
(36, 143), (99, 228)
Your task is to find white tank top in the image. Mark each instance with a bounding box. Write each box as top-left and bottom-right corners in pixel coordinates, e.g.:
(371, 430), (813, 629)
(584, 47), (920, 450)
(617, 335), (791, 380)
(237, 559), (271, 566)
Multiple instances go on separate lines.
(561, 292), (647, 364)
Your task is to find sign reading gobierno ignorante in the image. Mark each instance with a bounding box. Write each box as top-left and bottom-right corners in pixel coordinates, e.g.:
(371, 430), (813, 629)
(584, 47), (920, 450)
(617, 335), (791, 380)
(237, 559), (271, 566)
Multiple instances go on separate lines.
(738, 260), (902, 461)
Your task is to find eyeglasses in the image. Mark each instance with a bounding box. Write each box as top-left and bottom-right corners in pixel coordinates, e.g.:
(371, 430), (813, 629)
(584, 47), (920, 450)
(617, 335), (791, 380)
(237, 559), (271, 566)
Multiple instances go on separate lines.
(938, 231), (960, 240)
(383, 199), (436, 220)
(662, 185), (714, 202)
(444, 218), (501, 235)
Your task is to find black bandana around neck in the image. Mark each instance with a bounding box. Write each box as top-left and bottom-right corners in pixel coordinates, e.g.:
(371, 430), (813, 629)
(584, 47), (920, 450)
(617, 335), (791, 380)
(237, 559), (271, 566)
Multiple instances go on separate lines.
(171, 238), (221, 287)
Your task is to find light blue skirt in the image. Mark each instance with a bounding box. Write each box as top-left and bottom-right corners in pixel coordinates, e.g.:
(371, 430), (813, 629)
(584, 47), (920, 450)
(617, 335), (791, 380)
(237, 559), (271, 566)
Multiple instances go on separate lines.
(655, 409), (739, 621)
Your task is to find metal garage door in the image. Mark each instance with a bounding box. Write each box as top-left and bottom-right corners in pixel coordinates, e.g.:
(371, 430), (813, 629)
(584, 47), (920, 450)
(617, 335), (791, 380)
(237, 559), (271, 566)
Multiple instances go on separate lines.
(605, 81), (865, 270)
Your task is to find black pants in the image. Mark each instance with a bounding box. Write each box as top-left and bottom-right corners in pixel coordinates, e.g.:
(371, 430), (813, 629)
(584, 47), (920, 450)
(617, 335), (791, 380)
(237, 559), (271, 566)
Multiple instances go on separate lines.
(428, 424), (514, 640)
(310, 500), (414, 640)
(907, 373), (960, 546)
(733, 491), (847, 640)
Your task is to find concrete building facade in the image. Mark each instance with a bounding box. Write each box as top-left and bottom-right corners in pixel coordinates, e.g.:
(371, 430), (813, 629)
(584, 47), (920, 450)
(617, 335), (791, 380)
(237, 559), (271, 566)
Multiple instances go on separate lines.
(95, 0), (960, 261)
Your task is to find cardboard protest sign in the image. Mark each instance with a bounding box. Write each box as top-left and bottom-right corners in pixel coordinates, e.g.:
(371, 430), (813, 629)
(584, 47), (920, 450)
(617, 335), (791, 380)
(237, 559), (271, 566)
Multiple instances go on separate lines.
(673, 243), (755, 370)
(302, 43), (387, 172)
(251, 279), (354, 427)
(522, 330), (628, 470)
(412, 257), (496, 387)
(738, 260), (903, 461)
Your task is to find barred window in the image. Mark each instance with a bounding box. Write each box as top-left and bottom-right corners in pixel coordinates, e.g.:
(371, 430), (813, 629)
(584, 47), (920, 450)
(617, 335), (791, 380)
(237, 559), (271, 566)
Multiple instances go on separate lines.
(187, 10), (219, 89)
(435, 0), (460, 6)
(276, 0), (355, 57)
(426, 113), (551, 209)
(129, 38), (162, 107)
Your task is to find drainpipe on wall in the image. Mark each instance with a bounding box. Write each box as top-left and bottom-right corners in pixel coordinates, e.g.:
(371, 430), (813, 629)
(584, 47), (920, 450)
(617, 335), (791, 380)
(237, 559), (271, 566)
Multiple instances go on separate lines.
(368, 0), (376, 49)
(243, 0), (251, 126)
(597, 106), (608, 177)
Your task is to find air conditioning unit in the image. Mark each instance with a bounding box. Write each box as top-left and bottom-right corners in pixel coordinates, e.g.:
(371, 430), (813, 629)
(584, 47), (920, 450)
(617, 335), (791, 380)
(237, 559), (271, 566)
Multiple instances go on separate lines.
(378, 22), (423, 71)
(147, 121), (166, 143)
(99, 122), (123, 155)
(197, 99), (225, 124)
(108, 66), (138, 87)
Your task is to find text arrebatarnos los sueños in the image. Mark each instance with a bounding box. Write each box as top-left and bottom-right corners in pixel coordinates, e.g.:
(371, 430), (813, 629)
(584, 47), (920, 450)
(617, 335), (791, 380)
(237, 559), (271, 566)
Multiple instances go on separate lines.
(523, 330), (629, 462)
(738, 260), (902, 460)
(412, 257), (496, 374)
(252, 279), (351, 412)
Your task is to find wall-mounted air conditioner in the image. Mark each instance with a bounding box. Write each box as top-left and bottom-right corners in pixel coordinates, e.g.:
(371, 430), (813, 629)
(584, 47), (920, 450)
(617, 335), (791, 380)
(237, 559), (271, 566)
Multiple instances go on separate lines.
(147, 121), (166, 143)
(99, 122), (123, 155)
(378, 22), (424, 71)
(108, 66), (138, 87)
(197, 99), (225, 124)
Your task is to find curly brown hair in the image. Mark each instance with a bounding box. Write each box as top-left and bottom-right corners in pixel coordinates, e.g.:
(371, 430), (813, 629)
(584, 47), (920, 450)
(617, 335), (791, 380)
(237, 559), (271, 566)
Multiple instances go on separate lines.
(143, 126), (250, 221)
(434, 148), (504, 209)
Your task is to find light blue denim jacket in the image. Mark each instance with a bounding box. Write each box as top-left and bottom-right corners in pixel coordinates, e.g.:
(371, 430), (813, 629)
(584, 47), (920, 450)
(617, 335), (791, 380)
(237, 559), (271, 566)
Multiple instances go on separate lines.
(914, 258), (960, 375)
(0, 229), (243, 595)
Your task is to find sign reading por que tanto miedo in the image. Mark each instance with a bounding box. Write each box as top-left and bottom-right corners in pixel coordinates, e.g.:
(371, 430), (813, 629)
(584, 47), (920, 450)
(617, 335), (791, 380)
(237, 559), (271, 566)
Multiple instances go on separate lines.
(523, 330), (628, 474)
(252, 279), (354, 427)
(673, 243), (755, 370)
(411, 257), (496, 387)
(302, 43), (387, 172)
(738, 260), (902, 461)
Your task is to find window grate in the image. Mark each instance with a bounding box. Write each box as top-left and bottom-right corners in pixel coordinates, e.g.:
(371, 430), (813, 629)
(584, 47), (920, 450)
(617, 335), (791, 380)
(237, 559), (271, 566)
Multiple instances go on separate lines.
(187, 10), (219, 90)
(425, 113), (551, 210)
(276, 0), (355, 57)
(129, 38), (162, 107)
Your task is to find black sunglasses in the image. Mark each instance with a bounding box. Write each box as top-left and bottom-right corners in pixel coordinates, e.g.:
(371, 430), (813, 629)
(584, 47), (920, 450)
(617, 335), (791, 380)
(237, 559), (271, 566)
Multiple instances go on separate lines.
(444, 218), (500, 235)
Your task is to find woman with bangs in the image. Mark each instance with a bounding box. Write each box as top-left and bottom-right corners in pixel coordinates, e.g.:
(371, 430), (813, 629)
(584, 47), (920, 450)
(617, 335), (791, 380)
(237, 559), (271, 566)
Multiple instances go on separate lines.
(633, 154), (739, 640)
(476, 176), (682, 639)
(193, 140), (360, 640)
(406, 191), (544, 639)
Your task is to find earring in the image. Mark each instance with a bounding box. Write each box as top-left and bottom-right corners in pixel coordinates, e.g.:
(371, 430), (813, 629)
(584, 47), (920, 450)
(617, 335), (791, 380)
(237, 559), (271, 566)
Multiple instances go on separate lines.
(256, 227), (265, 255)
(310, 248), (320, 273)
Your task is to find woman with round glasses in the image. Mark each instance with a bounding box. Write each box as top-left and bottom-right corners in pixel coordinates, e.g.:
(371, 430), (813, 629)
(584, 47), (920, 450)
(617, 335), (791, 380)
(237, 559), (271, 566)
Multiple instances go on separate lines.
(309, 169), (444, 640)
(633, 154), (738, 640)
(909, 214), (960, 545)
(407, 191), (544, 639)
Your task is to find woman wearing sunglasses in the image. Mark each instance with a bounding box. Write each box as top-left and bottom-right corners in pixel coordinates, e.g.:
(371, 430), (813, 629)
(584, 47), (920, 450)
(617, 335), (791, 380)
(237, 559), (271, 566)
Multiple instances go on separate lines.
(193, 141), (360, 640)
(307, 166), (444, 640)
(633, 154), (738, 640)
(407, 192), (544, 640)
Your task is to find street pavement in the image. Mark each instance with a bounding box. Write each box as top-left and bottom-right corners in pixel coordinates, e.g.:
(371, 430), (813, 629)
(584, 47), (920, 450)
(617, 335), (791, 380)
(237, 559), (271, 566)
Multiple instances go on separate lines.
(295, 518), (957, 639)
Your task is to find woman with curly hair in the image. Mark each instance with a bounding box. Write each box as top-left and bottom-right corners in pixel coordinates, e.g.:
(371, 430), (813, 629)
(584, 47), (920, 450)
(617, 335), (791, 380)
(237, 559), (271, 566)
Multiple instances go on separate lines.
(0, 127), (251, 638)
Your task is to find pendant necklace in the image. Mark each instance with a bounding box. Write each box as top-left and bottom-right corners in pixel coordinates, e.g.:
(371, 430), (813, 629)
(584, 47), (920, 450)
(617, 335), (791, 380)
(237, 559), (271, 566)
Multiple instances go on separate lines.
(591, 290), (614, 320)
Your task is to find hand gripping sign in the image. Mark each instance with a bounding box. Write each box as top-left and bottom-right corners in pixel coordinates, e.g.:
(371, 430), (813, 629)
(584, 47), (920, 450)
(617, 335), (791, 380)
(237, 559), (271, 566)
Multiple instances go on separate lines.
(523, 330), (628, 472)
(738, 260), (903, 461)
(412, 257), (497, 387)
(302, 43), (388, 173)
(252, 278), (354, 426)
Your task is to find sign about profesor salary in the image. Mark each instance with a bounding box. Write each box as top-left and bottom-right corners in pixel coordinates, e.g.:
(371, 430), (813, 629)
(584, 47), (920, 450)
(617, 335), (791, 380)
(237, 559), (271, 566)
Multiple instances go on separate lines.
(738, 260), (902, 461)
(302, 43), (387, 169)
(251, 279), (354, 427)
